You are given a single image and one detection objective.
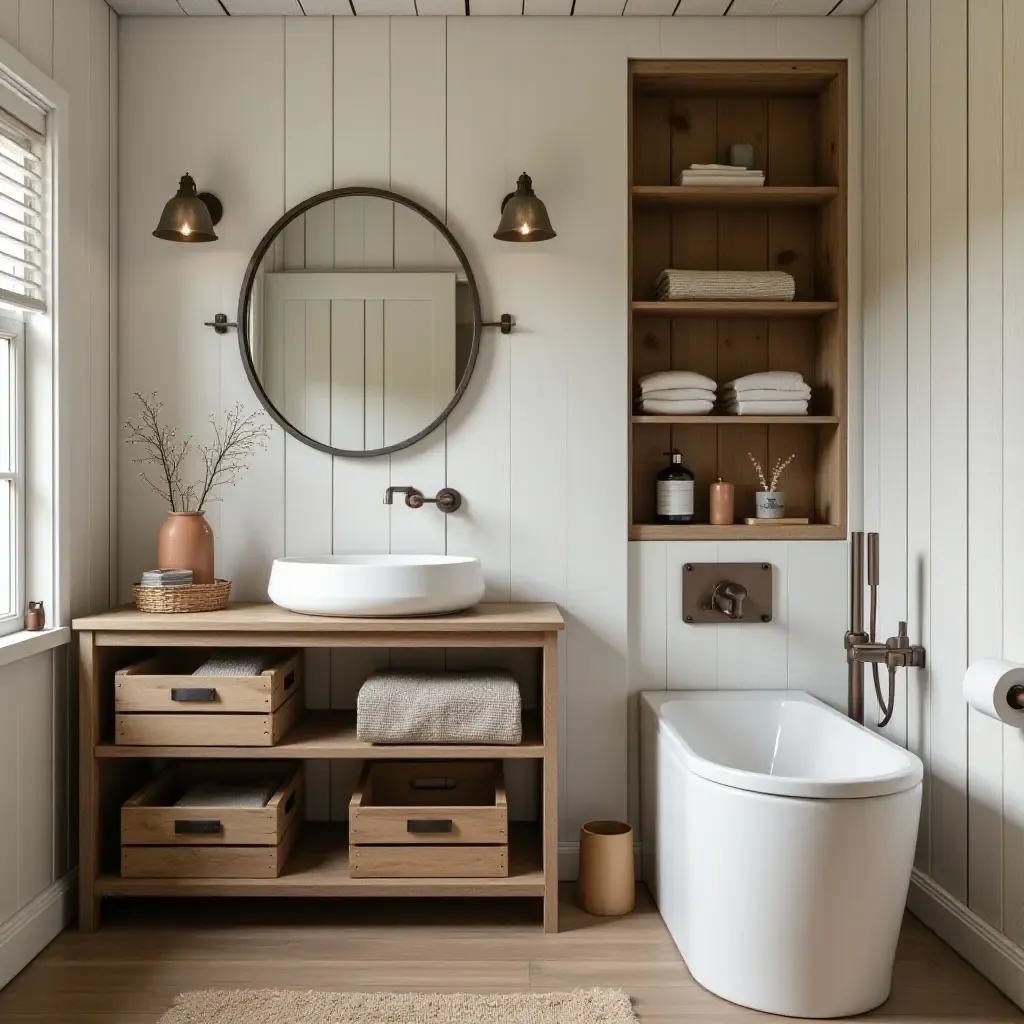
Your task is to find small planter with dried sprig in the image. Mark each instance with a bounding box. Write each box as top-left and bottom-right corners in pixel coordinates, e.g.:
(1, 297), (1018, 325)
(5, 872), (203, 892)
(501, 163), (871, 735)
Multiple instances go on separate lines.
(748, 452), (796, 520)
(124, 392), (271, 586)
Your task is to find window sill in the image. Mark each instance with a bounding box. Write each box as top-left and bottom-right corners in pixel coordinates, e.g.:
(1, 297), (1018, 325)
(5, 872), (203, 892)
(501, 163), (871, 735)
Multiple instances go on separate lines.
(0, 626), (70, 670)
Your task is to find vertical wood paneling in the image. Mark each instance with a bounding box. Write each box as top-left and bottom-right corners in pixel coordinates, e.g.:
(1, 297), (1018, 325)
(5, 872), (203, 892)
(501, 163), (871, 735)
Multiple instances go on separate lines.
(284, 17), (333, 822)
(928, 0), (968, 902)
(15, 655), (53, 905)
(905, 0), (932, 875)
(18, 0), (52, 77)
(966, 0), (1004, 930)
(1001, 0), (1024, 951)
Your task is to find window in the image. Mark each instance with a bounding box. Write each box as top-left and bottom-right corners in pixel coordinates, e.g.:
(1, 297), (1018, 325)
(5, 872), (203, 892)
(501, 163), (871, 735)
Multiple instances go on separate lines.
(0, 315), (23, 636)
(0, 98), (45, 314)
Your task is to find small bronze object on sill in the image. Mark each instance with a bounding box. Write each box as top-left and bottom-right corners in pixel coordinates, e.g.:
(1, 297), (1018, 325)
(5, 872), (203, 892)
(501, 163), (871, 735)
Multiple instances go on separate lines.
(25, 601), (44, 631)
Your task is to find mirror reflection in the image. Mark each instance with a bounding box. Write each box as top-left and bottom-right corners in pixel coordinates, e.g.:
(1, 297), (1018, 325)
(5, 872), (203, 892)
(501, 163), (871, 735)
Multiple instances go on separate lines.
(243, 194), (476, 454)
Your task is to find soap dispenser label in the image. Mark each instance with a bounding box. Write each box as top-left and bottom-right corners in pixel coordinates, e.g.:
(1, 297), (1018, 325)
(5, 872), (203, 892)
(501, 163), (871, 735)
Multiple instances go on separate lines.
(657, 480), (694, 517)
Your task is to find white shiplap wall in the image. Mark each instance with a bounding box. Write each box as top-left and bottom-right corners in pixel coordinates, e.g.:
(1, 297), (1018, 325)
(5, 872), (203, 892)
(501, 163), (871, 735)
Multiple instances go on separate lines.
(865, 0), (1024, 1004)
(119, 15), (859, 846)
(0, 0), (116, 987)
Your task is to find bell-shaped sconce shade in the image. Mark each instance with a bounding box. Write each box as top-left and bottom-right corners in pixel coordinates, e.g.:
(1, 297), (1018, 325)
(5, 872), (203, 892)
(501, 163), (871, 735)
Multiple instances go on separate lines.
(153, 173), (222, 243)
(494, 172), (556, 243)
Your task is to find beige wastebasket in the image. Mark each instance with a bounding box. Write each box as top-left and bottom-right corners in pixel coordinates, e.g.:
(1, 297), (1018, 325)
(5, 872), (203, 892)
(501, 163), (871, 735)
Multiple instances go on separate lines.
(578, 819), (635, 916)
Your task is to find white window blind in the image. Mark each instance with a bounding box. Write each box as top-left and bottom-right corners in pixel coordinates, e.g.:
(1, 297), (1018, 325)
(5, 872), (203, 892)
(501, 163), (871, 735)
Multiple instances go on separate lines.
(0, 86), (45, 316)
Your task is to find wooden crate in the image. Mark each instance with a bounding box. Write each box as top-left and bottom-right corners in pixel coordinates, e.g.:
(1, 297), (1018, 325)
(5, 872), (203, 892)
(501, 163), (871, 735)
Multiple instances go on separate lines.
(120, 762), (302, 879)
(114, 653), (303, 747)
(349, 761), (508, 878)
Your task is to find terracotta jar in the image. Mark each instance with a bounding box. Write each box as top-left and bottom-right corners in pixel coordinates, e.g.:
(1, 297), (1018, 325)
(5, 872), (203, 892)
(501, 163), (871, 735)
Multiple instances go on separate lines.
(157, 511), (214, 584)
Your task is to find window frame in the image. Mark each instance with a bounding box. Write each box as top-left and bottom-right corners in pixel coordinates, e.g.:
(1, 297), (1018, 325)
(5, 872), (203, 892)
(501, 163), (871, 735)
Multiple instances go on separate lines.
(0, 313), (24, 637)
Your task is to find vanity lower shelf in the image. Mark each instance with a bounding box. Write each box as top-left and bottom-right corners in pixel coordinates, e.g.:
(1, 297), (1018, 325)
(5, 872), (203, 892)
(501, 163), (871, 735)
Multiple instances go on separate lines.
(96, 823), (544, 899)
(631, 523), (846, 541)
(96, 710), (544, 760)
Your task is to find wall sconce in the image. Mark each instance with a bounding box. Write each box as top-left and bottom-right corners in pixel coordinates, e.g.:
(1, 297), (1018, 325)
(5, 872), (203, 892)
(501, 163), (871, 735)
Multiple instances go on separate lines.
(153, 173), (222, 243)
(494, 172), (556, 242)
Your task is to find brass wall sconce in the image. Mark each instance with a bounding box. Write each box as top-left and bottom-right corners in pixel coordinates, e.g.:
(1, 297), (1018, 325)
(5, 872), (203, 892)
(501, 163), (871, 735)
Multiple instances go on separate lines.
(494, 172), (556, 242)
(153, 173), (222, 243)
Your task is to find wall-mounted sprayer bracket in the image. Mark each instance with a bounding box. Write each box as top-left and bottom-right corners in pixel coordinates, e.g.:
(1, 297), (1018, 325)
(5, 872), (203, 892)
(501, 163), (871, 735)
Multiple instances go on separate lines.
(682, 563), (773, 624)
(204, 313), (237, 335)
(482, 314), (515, 334)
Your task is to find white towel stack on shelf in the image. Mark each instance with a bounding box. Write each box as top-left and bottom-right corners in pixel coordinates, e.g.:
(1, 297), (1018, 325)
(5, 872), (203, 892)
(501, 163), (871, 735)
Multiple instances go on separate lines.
(637, 370), (716, 415)
(655, 270), (796, 302)
(678, 163), (765, 188)
(721, 371), (811, 415)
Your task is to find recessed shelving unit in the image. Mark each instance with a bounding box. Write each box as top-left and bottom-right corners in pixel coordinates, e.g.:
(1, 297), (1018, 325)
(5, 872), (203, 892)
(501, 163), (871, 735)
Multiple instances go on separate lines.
(628, 59), (848, 541)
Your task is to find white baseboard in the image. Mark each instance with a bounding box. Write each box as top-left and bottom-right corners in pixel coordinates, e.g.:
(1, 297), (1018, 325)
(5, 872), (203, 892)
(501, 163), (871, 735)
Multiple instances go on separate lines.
(558, 841), (643, 882)
(0, 872), (76, 991)
(908, 868), (1024, 1012)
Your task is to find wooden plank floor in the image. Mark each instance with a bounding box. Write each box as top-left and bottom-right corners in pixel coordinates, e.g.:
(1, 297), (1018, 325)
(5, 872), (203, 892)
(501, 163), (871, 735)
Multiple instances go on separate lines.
(0, 886), (1019, 1023)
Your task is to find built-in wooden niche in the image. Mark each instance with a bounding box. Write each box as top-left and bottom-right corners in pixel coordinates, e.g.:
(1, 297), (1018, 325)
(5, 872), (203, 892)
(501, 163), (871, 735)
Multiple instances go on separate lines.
(628, 60), (848, 541)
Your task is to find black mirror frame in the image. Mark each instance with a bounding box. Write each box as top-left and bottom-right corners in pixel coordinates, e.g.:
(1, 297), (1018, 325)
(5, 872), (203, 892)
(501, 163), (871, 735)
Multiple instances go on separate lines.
(237, 186), (482, 459)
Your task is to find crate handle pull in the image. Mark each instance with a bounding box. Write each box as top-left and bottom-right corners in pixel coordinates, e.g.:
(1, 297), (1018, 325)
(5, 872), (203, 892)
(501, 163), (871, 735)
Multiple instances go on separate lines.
(410, 778), (456, 791)
(174, 819), (222, 835)
(407, 818), (453, 834)
(284, 792), (295, 814)
(170, 687), (218, 703)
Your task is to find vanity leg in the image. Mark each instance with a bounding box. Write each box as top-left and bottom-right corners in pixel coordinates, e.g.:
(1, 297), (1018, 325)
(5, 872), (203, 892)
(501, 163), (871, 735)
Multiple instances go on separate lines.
(542, 634), (559, 934)
(78, 632), (100, 932)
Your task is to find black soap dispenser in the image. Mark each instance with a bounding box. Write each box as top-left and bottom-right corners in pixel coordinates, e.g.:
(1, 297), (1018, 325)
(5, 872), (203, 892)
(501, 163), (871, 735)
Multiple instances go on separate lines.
(656, 449), (695, 524)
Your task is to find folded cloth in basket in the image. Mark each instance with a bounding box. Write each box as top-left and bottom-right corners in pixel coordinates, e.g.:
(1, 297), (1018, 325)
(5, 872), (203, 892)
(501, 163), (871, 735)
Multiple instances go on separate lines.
(655, 269), (796, 302)
(639, 370), (717, 394)
(193, 651), (277, 677)
(357, 670), (522, 745)
(639, 398), (715, 415)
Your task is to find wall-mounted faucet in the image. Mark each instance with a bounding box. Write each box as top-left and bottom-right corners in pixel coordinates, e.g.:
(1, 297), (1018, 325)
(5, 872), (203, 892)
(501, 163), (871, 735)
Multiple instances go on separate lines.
(844, 532), (926, 726)
(708, 581), (748, 620)
(383, 486), (463, 514)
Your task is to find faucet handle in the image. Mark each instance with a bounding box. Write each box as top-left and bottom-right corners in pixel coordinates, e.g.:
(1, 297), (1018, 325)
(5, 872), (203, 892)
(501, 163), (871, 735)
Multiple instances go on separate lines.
(710, 581), (748, 620)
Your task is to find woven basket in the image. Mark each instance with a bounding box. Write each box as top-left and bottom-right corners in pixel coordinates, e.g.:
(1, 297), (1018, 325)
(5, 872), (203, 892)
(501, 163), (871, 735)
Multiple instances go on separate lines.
(132, 579), (232, 614)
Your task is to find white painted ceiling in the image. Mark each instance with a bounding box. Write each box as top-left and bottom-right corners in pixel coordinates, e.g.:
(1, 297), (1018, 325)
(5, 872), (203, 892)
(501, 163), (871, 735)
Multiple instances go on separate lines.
(106, 0), (875, 17)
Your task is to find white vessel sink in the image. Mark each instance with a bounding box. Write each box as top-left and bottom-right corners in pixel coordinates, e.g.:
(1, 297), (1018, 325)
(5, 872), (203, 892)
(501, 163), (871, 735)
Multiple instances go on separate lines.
(267, 554), (485, 618)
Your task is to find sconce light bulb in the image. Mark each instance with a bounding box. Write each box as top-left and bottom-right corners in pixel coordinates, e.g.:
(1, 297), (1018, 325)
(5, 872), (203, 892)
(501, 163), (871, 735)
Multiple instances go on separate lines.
(180, 224), (191, 237)
(519, 224), (530, 235)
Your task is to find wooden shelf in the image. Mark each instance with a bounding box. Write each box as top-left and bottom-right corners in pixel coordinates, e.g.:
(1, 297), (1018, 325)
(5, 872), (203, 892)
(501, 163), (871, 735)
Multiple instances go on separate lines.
(631, 300), (839, 318)
(630, 523), (846, 541)
(632, 415), (839, 426)
(96, 710), (544, 760)
(95, 823), (544, 899)
(632, 185), (839, 207)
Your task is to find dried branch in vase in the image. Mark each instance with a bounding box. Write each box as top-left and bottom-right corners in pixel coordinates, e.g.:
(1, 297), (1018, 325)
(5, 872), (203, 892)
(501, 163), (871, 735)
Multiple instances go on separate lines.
(747, 451), (796, 492)
(124, 392), (271, 513)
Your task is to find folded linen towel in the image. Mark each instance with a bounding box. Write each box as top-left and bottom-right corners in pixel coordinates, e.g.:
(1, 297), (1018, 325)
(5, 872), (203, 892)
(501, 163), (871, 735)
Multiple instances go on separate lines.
(175, 780), (279, 809)
(725, 400), (809, 416)
(655, 270), (796, 302)
(679, 175), (766, 187)
(721, 385), (811, 402)
(725, 371), (805, 392)
(686, 164), (764, 173)
(357, 670), (522, 745)
(640, 387), (716, 402)
(640, 399), (715, 415)
(193, 652), (276, 677)
(639, 370), (716, 394)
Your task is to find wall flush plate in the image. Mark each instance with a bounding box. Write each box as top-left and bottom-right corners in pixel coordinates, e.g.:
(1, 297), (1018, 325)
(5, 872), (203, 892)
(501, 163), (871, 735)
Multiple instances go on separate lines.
(682, 562), (774, 624)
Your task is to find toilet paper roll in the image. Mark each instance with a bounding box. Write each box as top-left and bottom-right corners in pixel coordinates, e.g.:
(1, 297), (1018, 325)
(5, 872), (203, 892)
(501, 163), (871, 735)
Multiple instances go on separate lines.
(963, 659), (1024, 726)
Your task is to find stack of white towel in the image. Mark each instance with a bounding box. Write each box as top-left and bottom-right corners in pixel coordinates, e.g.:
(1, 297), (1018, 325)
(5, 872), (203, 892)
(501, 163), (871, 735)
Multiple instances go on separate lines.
(721, 371), (810, 415)
(655, 269), (796, 302)
(678, 163), (765, 188)
(637, 370), (716, 415)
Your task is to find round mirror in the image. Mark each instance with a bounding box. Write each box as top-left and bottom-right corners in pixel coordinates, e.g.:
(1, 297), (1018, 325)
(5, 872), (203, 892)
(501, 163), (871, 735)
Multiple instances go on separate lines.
(237, 188), (481, 458)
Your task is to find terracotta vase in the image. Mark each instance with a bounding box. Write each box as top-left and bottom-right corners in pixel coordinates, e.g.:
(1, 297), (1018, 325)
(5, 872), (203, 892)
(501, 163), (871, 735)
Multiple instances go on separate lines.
(157, 511), (214, 584)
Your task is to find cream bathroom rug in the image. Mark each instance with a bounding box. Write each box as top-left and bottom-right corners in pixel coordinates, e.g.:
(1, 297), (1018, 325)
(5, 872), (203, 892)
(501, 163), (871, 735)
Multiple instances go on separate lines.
(158, 988), (636, 1023)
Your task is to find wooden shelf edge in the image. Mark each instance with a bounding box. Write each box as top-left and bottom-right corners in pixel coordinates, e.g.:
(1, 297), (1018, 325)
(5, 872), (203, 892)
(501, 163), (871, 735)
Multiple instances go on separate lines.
(631, 415), (840, 425)
(631, 185), (840, 206)
(631, 300), (839, 318)
(629, 524), (846, 541)
(96, 823), (544, 898)
(96, 711), (545, 760)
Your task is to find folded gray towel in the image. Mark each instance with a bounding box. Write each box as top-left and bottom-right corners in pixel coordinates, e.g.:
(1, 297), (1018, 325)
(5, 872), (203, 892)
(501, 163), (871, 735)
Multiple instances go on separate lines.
(357, 670), (522, 745)
(174, 780), (279, 809)
(192, 652), (276, 677)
